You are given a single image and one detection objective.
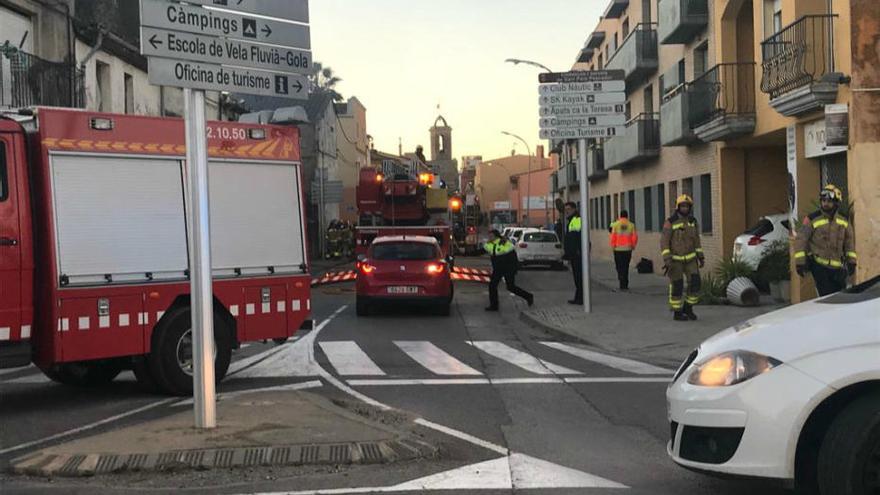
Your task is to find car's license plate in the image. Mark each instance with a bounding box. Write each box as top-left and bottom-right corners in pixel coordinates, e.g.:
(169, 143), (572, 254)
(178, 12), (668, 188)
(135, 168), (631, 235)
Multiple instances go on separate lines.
(387, 286), (419, 294)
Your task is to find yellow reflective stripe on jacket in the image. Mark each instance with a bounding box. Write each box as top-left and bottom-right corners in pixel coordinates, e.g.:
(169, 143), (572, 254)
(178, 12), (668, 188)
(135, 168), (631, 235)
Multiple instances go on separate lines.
(812, 218), (830, 228)
(835, 218), (849, 228)
(847, 251), (858, 259)
(671, 223), (685, 230)
(813, 255), (843, 268)
(568, 216), (582, 232)
(695, 248), (704, 253)
(794, 251), (807, 259)
(661, 249), (671, 256)
(672, 252), (698, 261)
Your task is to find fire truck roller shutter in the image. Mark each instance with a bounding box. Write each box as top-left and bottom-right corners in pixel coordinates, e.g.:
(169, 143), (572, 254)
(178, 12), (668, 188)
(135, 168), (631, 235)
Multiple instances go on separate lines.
(50, 154), (189, 285)
(207, 159), (306, 276)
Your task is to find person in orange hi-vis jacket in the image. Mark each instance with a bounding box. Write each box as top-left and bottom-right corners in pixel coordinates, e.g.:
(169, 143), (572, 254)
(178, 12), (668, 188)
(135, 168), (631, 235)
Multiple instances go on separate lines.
(608, 210), (638, 291)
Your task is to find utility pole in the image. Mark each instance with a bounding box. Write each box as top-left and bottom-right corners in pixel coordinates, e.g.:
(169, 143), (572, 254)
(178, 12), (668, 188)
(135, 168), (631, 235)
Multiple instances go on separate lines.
(502, 131), (533, 227)
(577, 138), (591, 313)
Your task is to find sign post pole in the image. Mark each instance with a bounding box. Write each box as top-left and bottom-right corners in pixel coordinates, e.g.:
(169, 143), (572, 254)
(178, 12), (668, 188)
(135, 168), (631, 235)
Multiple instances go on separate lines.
(184, 88), (216, 428)
(577, 138), (591, 313)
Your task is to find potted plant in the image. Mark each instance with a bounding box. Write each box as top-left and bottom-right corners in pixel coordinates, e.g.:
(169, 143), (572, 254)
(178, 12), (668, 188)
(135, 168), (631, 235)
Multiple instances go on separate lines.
(716, 257), (760, 306)
(755, 240), (791, 302)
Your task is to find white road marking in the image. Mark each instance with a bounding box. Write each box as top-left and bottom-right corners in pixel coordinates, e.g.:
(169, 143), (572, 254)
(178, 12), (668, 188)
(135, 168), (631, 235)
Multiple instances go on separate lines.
(0, 365), (33, 377)
(541, 341), (675, 375)
(394, 341), (482, 376)
(0, 398), (176, 456)
(468, 340), (581, 375)
(318, 341), (386, 376)
(346, 377), (670, 386)
(173, 380), (323, 406)
(414, 418), (507, 455)
(3, 370), (136, 385)
(565, 377), (670, 384)
(226, 345), (287, 377)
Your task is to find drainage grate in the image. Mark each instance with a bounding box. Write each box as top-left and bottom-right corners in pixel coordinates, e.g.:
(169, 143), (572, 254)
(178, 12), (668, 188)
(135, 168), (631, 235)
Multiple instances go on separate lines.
(156, 452), (180, 468)
(243, 448), (267, 467)
(125, 453), (148, 471)
(59, 455), (85, 475)
(213, 449), (235, 468)
(359, 443), (383, 462)
(183, 451), (204, 467)
(329, 444), (350, 463)
(299, 445), (319, 464)
(95, 455), (119, 473)
(269, 447), (291, 465)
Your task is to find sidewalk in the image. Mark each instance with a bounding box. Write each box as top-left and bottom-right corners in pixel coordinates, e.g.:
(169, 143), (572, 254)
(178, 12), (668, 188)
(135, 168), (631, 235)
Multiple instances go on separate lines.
(11, 390), (433, 477)
(522, 261), (786, 368)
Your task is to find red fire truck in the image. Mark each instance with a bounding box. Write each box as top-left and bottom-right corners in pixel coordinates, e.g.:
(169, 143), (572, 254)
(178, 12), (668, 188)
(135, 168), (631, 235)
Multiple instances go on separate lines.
(0, 108), (312, 395)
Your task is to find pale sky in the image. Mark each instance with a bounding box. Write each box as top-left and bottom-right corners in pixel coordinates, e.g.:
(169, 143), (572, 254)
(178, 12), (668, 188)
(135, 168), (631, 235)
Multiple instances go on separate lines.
(310, 1), (605, 162)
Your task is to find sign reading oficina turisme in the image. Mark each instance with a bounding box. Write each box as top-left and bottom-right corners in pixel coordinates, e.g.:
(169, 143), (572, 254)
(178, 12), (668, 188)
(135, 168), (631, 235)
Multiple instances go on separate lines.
(537, 70), (627, 140)
(139, 0), (311, 99)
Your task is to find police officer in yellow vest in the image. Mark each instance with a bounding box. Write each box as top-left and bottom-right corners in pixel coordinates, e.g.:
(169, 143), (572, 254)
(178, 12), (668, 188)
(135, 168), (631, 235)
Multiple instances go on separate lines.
(483, 229), (534, 311)
(794, 184), (856, 296)
(661, 195), (704, 321)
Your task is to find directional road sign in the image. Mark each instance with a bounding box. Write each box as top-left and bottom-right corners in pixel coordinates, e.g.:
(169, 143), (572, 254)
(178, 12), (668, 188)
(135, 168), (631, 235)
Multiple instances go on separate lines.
(539, 92), (627, 106)
(539, 127), (626, 140)
(539, 80), (626, 95)
(539, 114), (627, 129)
(540, 103), (625, 117)
(179, 0), (309, 23)
(141, 27), (312, 74)
(538, 70), (625, 83)
(141, 0), (311, 49)
(147, 57), (307, 98)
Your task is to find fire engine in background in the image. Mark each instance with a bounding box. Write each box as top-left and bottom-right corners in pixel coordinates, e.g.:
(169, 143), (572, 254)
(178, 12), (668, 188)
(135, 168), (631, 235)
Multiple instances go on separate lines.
(0, 108), (312, 395)
(450, 193), (481, 256)
(355, 167), (453, 258)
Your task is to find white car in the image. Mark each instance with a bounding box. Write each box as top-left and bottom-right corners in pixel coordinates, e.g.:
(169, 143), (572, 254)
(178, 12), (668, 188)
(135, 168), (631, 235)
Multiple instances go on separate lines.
(667, 274), (880, 494)
(515, 229), (564, 269)
(733, 213), (791, 269)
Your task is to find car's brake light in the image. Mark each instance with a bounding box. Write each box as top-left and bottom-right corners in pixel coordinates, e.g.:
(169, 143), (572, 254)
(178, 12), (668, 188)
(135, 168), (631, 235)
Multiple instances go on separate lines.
(747, 236), (765, 246)
(426, 262), (445, 274)
(519, 243), (528, 248)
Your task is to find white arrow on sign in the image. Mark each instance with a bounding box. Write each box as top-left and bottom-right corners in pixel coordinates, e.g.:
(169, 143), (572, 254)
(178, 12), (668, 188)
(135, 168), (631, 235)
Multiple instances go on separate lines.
(539, 92), (627, 106)
(539, 80), (626, 95)
(540, 127), (627, 140)
(141, 27), (312, 75)
(147, 57), (308, 99)
(180, 0), (309, 24)
(540, 103), (626, 117)
(539, 114), (627, 129)
(141, 0), (311, 49)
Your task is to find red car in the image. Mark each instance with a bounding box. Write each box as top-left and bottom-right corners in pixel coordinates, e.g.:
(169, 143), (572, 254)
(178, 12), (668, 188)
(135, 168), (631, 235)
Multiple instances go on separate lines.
(356, 236), (453, 316)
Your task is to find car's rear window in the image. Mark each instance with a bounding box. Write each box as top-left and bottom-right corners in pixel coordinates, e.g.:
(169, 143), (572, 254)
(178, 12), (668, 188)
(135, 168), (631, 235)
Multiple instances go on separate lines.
(371, 242), (438, 261)
(744, 219), (774, 236)
(524, 232), (558, 242)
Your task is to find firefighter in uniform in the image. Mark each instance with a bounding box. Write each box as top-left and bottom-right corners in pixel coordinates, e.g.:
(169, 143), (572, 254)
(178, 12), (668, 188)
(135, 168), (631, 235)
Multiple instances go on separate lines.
(661, 195), (704, 321)
(794, 184), (857, 296)
(563, 202), (583, 304)
(483, 229), (534, 311)
(609, 210), (638, 291)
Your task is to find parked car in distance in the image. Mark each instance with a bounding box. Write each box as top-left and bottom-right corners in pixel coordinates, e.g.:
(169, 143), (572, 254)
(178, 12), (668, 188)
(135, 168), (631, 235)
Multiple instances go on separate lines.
(355, 236), (453, 316)
(667, 274), (880, 494)
(733, 213), (791, 268)
(515, 230), (564, 269)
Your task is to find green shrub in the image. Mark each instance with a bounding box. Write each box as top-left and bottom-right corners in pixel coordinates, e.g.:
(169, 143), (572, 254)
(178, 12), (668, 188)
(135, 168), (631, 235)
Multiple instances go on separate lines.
(715, 257), (755, 290)
(698, 273), (727, 305)
(754, 240), (790, 287)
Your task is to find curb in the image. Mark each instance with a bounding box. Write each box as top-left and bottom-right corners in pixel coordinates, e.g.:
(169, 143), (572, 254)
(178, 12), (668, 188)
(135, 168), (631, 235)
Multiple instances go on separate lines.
(10, 438), (432, 478)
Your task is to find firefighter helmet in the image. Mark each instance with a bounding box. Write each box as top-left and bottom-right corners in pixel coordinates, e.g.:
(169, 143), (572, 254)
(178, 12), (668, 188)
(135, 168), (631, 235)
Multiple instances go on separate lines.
(820, 184), (843, 203)
(675, 194), (694, 207)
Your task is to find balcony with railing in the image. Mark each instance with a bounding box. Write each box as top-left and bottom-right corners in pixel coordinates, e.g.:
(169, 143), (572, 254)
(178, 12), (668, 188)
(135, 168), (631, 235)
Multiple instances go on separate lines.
(660, 83), (701, 146)
(0, 45), (85, 109)
(605, 23), (659, 86)
(603, 113), (660, 170)
(760, 14), (840, 117)
(658, 0), (709, 45)
(691, 63), (756, 142)
(586, 143), (607, 179)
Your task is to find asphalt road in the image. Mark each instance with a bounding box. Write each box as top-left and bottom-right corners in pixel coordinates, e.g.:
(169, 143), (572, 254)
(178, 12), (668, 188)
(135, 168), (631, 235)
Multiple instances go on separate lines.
(0, 264), (790, 494)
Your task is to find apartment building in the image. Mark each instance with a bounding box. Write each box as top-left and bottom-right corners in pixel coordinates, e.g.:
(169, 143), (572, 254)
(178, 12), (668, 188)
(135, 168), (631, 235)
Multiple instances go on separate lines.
(553, 0), (879, 301)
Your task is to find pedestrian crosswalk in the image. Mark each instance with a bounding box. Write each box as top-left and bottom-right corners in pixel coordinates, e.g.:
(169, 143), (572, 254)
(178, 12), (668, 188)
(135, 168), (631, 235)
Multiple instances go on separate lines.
(315, 340), (674, 380)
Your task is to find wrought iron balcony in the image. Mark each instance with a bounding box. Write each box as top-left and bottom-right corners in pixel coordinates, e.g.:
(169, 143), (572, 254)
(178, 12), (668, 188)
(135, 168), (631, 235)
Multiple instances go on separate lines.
(587, 143), (607, 179)
(606, 23), (659, 87)
(691, 63), (756, 142)
(603, 113), (660, 170)
(660, 84), (700, 146)
(760, 15), (839, 117)
(0, 45), (85, 109)
(658, 0), (709, 45)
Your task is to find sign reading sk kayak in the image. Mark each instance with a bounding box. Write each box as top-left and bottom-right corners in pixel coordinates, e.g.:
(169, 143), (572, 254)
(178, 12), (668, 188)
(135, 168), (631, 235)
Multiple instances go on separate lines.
(141, 0), (310, 49)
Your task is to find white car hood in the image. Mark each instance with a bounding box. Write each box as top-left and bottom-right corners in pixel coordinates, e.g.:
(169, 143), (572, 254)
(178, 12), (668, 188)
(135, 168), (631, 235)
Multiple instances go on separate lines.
(696, 294), (880, 363)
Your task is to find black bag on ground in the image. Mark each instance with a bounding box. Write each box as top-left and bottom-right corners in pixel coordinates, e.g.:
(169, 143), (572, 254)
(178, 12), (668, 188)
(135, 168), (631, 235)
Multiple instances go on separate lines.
(636, 257), (654, 274)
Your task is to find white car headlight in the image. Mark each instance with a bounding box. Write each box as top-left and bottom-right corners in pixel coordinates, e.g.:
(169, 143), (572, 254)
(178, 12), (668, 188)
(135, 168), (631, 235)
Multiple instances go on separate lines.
(686, 350), (782, 387)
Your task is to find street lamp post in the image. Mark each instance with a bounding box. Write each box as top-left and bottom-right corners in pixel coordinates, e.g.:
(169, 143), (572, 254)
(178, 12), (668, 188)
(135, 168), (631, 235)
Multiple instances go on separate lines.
(502, 131), (532, 227)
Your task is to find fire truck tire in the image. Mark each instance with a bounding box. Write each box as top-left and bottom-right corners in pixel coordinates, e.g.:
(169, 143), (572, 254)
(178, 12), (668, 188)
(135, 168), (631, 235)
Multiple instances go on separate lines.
(355, 297), (370, 317)
(149, 307), (233, 396)
(43, 360), (123, 387)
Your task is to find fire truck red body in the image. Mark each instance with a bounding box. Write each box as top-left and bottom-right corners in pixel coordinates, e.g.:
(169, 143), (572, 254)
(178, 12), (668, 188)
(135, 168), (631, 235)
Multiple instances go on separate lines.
(354, 167), (452, 257)
(0, 108), (311, 394)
